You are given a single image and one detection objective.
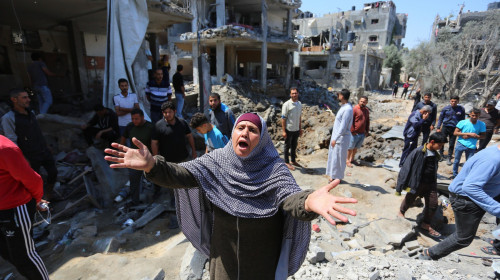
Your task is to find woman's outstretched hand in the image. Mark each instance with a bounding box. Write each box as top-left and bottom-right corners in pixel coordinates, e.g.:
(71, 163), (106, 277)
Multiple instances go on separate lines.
(305, 179), (357, 225)
(104, 137), (155, 172)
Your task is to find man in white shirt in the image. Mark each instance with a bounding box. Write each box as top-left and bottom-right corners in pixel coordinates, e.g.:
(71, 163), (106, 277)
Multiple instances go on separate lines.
(281, 87), (302, 170)
(113, 78), (139, 136)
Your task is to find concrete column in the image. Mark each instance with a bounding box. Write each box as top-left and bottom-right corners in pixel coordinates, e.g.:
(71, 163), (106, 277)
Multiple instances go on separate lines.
(226, 45), (236, 76)
(287, 9), (292, 38)
(193, 43), (199, 85)
(66, 21), (89, 98)
(201, 53), (212, 113)
(284, 52), (292, 89)
(216, 0), (226, 27)
(191, 0), (199, 85)
(216, 40), (225, 83)
(260, 0), (268, 90)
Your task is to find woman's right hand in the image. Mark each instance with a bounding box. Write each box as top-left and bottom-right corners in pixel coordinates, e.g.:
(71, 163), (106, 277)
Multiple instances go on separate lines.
(104, 137), (155, 172)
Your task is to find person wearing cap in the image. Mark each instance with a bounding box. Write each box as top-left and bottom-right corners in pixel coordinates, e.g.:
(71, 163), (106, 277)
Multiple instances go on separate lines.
(396, 132), (448, 238)
(478, 99), (500, 151)
(104, 112), (357, 280)
(326, 89), (353, 182)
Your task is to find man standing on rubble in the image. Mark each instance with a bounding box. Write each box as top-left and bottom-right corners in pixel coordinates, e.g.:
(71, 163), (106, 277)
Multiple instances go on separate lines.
(120, 108), (153, 206)
(1, 89), (58, 201)
(397, 132), (448, 238)
(281, 87), (303, 171)
(452, 108), (486, 178)
(208, 92), (235, 140)
(419, 143), (500, 260)
(347, 96), (370, 167)
(436, 95), (465, 165)
(392, 81), (398, 98)
(414, 93), (438, 145)
(326, 89), (353, 182)
(172, 65), (185, 119)
(399, 105), (432, 167)
(478, 99), (500, 151)
(27, 52), (60, 114)
(114, 78), (139, 136)
(146, 69), (172, 124)
(0, 135), (50, 280)
(151, 101), (196, 228)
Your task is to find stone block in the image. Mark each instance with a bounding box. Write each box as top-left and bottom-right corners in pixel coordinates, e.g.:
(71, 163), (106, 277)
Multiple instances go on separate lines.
(180, 244), (208, 280)
(48, 223), (71, 241)
(74, 225), (97, 238)
(404, 240), (420, 251)
(369, 271), (380, 280)
(307, 245), (325, 264)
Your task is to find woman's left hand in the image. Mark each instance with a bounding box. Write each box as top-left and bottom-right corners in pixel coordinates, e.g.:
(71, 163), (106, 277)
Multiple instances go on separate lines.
(305, 179), (357, 225)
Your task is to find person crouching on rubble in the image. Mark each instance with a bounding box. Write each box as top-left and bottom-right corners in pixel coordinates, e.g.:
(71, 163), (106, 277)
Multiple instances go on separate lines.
(105, 112), (357, 280)
(396, 132), (448, 238)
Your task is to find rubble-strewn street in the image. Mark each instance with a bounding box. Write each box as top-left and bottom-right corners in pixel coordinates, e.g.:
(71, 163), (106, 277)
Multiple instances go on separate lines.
(1, 82), (498, 280)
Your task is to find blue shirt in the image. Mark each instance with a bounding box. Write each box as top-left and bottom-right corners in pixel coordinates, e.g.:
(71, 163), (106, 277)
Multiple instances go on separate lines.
(437, 104), (465, 128)
(456, 119), (486, 149)
(449, 145), (500, 216)
(204, 126), (228, 152)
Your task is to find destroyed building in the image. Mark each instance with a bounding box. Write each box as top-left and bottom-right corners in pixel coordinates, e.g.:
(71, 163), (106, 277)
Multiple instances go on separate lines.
(292, 1), (407, 90)
(0, 0), (193, 106)
(430, 2), (500, 101)
(164, 0), (301, 94)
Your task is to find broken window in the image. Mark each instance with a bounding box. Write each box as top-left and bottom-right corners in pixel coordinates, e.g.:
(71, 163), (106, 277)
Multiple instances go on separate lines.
(369, 35), (378, 42)
(306, 61), (327, 70)
(333, 73), (342, 79)
(336, 61), (350, 69)
(371, 19), (379, 24)
(293, 24), (300, 31)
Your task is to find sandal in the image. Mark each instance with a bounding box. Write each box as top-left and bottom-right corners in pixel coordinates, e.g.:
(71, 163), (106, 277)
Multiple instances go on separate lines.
(480, 237), (495, 245)
(419, 225), (442, 238)
(481, 246), (499, 256)
(417, 249), (432, 260)
(285, 163), (295, 171)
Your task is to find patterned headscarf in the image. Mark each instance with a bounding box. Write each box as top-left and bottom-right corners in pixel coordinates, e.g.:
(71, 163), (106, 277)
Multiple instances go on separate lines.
(177, 114), (311, 277)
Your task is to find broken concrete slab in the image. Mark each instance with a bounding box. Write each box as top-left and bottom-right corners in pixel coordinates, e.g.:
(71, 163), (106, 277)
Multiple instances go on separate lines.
(381, 125), (404, 140)
(92, 237), (124, 254)
(372, 218), (416, 247)
(86, 146), (128, 207)
(140, 268), (165, 280)
(180, 244), (208, 280)
(307, 245), (326, 264)
(132, 204), (167, 229)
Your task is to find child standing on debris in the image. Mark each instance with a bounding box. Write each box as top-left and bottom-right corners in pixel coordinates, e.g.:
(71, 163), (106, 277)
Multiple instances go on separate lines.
(396, 132), (448, 238)
(189, 112), (228, 154)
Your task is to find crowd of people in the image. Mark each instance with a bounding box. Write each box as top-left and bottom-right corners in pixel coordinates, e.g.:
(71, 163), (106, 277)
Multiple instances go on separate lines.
(0, 57), (499, 279)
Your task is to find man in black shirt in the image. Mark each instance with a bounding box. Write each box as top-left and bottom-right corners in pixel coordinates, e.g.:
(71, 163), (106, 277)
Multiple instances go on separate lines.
(478, 99), (500, 151)
(172, 65), (185, 119)
(151, 101), (196, 228)
(396, 132), (447, 238)
(82, 104), (120, 147)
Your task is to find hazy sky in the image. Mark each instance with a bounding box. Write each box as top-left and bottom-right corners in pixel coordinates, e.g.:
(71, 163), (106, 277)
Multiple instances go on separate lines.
(299, 0), (493, 49)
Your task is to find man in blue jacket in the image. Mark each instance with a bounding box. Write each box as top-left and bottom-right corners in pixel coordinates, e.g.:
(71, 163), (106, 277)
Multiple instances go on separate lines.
(399, 105), (432, 167)
(420, 144), (500, 260)
(414, 93), (438, 145)
(436, 96), (465, 165)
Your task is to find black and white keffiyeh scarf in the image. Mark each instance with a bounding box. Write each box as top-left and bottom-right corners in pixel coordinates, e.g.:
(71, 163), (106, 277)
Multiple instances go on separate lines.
(177, 114), (311, 278)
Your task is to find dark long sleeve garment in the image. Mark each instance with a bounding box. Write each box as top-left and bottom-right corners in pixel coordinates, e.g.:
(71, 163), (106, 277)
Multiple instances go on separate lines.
(145, 155), (318, 221)
(145, 155), (318, 280)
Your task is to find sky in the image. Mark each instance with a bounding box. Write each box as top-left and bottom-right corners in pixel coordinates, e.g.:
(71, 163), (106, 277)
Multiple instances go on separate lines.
(299, 0), (493, 49)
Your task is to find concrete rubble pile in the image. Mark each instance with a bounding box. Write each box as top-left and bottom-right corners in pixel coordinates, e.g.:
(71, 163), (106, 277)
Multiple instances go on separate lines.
(180, 25), (258, 40)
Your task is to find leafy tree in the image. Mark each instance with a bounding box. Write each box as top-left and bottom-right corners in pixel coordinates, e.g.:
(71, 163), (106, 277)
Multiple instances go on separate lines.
(383, 44), (403, 83)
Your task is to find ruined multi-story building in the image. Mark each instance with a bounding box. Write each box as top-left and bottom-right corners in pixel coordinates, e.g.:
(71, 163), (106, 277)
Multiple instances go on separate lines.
(293, 1), (407, 90)
(0, 0), (193, 100)
(165, 0), (301, 92)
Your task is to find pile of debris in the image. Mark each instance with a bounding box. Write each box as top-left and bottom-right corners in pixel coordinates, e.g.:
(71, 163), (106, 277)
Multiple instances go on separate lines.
(180, 25), (258, 40)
